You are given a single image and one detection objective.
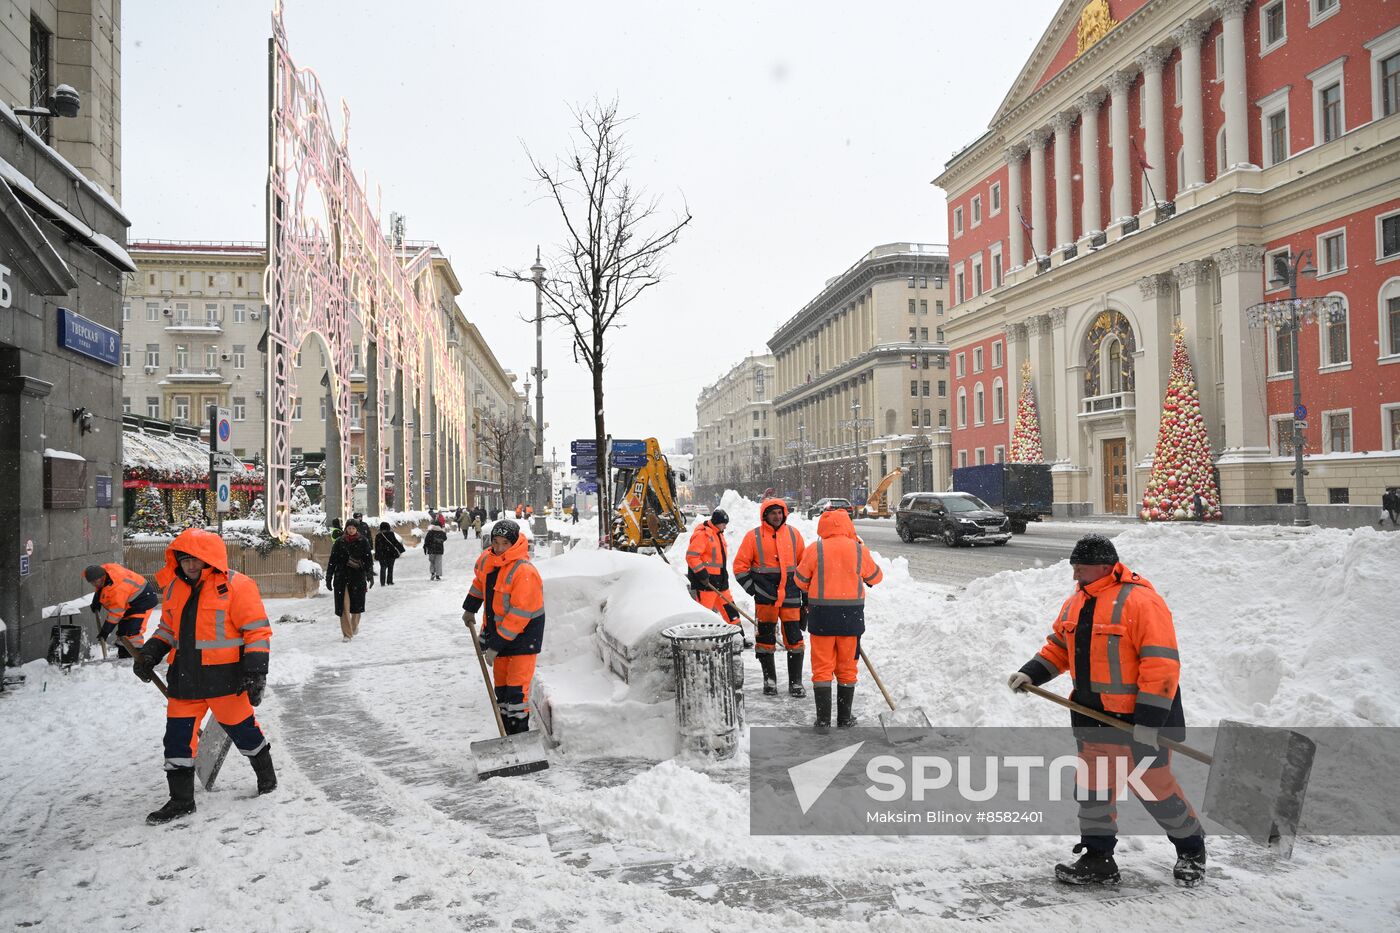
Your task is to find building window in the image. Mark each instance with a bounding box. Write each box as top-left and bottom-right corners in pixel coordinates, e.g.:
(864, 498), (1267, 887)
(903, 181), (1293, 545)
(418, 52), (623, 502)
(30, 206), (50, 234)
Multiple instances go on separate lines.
(958, 450), (969, 468)
(1214, 32), (1225, 79)
(911, 408), (920, 427)
(28, 16), (52, 143)
(1327, 487), (1349, 504)
(1310, 0), (1340, 26)
(1261, 1), (1286, 53)
(1275, 416), (1296, 455)
(936, 300), (945, 315)
(173, 395), (190, 422)
(175, 345), (188, 370)
(936, 327), (945, 343)
(1378, 211), (1400, 262)
(1324, 410), (1351, 452)
(233, 304), (246, 323)
(956, 353), (966, 378)
(992, 341), (1003, 368)
(1264, 104), (1289, 166)
(176, 302), (190, 321)
(990, 182), (1002, 215)
(991, 245), (1004, 288)
(908, 275), (917, 288)
(974, 383), (985, 425)
(994, 445), (1006, 463)
(233, 397), (246, 421)
(911, 380), (920, 398)
(923, 408), (932, 427)
(1318, 230), (1346, 276)
(939, 409), (948, 428)
(921, 380), (931, 397)
(1384, 404), (1400, 450)
(145, 344), (160, 368)
(909, 298), (917, 315)
(972, 256), (983, 297)
(973, 347), (984, 373)
(205, 303), (219, 322)
(1319, 82), (1343, 142)
(993, 377), (1005, 422)
(976, 448), (987, 466)
(954, 207), (964, 237)
(957, 388), (967, 428)
(955, 268), (966, 304)
(121, 396), (131, 414)
(146, 397), (160, 418)
(921, 354), (931, 369)
(1276, 487), (1294, 504)
(909, 326), (918, 342)
(122, 301), (131, 322)
(971, 195), (982, 227)
(920, 299), (928, 314)
(1381, 49), (1400, 118)
(1266, 247), (1292, 292)
(920, 327), (929, 341)
(1216, 126), (1228, 174)
(1382, 282), (1400, 357)
(146, 302), (160, 322)
(292, 397), (302, 421)
(205, 345), (219, 369)
(920, 276), (928, 288)
(1321, 295), (1349, 367)
(938, 380), (947, 398)
(1272, 325), (1294, 375)
(122, 345), (131, 368)
(232, 345), (246, 369)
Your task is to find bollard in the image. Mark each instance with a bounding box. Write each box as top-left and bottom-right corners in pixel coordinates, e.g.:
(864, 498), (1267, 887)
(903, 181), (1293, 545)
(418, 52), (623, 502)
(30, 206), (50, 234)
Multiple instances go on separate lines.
(662, 621), (744, 758)
(549, 540), (563, 557)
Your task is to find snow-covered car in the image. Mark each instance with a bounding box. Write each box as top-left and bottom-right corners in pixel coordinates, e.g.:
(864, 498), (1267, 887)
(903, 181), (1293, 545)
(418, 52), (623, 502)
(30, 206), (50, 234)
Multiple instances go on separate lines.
(895, 492), (1011, 547)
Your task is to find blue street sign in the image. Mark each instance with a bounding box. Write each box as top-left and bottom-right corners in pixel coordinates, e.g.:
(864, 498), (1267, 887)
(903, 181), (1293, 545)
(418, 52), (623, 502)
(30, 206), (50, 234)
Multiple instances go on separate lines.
(571, 439), (598, 452)
(1294, 404), (1307, 420)
(611, 439), (647, 454)
(611, 453), (648, 468)
(571, 454), (597, 468)
(57, 307), (121, 366)
(578, 481), (598, 494)
(19, 554), (29, 577)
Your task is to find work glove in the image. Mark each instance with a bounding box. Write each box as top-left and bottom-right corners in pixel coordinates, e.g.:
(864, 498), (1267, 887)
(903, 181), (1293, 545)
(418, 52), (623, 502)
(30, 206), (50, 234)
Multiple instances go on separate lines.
(462, 611), (475, 629)
(1007, 672), (1032, 693)
(723, 603), (739, 623)
(366, 575), (374, 590)
(325, 575), (334, 591)
(483, 647), (499, 665)
(243, 673), (267, 707)
(132, 642), (165, 684)
(1132, 723), (1160, 751)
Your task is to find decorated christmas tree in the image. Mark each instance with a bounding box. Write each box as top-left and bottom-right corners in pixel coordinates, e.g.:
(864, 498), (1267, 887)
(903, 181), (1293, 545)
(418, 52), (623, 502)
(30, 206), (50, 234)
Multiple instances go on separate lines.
(1140, 325), (1222, 522)
(289, 484), (312, 513)
(1009, 361), (1044, 463)
(184, 495), (208, 529)
(127, 485), (170, 535)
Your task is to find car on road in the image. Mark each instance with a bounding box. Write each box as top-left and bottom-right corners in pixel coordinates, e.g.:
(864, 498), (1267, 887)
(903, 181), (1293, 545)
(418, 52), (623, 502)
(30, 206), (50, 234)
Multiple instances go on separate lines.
(895, 492), (1012, 547)
(807, 497), (856, 520)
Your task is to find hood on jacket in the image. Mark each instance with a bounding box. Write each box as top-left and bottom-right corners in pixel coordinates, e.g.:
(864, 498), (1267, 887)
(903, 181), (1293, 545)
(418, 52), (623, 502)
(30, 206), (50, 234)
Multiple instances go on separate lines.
(816, 509), (857, 540)
(1080, 562), (1154, 595)
(759, 497), (789, 528)
(483, 531), (531, 570)
(158, 528), (230, 584)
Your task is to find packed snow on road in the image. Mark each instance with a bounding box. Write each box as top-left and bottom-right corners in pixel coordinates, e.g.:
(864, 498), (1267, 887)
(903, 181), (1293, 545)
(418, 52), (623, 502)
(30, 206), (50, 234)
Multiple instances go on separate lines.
(2, 498), (1397, 930)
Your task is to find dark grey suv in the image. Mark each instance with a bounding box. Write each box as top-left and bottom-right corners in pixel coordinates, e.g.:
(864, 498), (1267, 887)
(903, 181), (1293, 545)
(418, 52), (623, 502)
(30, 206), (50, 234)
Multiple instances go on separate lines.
(895, 492), (1012, 547)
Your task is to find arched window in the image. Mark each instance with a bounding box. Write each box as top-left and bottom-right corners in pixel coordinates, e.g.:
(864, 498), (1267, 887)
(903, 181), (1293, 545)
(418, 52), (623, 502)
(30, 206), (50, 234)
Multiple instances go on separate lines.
(1380, 278), (1400, 360)
(1105, 337), (1123, 392)
(1082, 310), (1136, 397)
(992, 377), (1005, 422)
(974, 383), (985, 425)
(957, 388), (968, 428)
(1320, 292), (1349, 368)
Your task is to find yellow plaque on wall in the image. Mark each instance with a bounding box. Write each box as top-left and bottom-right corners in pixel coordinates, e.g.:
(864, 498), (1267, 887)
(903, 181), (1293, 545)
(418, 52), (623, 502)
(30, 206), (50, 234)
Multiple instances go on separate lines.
(1076, 0), (1118, 56)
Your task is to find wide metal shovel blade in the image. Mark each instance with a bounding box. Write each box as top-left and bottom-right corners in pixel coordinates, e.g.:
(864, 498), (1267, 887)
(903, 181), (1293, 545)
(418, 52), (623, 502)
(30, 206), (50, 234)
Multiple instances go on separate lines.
(471, 729), (550, 781)
(878, 706), (934, 744)
(1203, 719), (1316, 858)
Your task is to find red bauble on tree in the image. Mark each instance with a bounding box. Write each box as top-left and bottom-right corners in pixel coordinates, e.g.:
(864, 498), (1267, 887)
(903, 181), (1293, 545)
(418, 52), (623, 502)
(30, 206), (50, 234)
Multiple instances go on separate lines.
(1140, 325), (1222, 522)
(1009, 361), (1044, 463)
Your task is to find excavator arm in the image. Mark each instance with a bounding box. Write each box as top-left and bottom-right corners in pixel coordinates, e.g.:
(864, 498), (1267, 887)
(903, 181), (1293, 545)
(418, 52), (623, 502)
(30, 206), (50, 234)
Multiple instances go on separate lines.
(612, 438), (687, 551)
(865, 468), (906, 518)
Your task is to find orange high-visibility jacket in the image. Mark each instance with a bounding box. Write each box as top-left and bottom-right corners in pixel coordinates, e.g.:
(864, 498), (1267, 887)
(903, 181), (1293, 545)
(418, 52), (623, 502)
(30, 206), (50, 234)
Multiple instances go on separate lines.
(463, 534), (545, 655)
(1022, 563), (1181, 727)
(92, 562), (158, 635)
(733, 498), (805, 609)
(685, 521), (730, 589)
(150, 529), (271, 700)
(794, 510), (882, 636)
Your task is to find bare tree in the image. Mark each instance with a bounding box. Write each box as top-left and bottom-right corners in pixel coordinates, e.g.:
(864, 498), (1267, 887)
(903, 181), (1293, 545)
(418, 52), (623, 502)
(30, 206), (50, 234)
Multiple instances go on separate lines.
(480, 412), (525, 513)
(497, 99), (692, 544)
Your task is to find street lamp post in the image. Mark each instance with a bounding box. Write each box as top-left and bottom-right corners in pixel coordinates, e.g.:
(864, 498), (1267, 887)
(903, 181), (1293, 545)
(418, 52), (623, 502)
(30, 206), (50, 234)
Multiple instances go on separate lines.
(1246, 248), (1347, 527)
(840, 398), (875, 504)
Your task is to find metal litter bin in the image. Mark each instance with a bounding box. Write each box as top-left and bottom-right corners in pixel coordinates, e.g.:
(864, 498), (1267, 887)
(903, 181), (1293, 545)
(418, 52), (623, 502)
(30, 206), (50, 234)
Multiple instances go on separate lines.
(47, 616), (88, 670)
(662, 620), (744, 758)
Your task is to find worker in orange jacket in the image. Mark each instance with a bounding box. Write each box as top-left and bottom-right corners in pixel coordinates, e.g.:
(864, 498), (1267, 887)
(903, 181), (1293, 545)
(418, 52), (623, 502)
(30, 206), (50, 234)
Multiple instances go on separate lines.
(462, 519), (546, 735)
(734, 498), (806, 698)
(794, 509), (882, 731)
(685, 509), (740, 627)
(84, 562), (158, 658)
(132, 528), (276, 825)
(1008, 534), (1206, 889)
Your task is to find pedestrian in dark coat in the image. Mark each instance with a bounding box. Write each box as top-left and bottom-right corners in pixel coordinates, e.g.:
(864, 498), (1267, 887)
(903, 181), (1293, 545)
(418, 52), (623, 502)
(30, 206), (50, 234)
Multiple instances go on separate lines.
(327, 523), (374, 640)
(424, 523), (448, 580)
(374, 522), (406, 585)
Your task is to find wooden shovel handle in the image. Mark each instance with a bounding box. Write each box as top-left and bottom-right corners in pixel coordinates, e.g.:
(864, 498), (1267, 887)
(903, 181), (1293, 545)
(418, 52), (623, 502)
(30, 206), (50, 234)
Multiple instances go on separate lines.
(1019, 683), (1213, 765)
(467, 620), (509, 738)
(858, 647), (899, 712)
(698, 578), (758, 627)
(119, 636), (168, 698)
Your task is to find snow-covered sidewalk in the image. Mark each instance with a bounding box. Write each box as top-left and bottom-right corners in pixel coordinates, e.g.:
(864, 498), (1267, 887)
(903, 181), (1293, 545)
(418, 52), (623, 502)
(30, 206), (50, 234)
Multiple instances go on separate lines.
(1, 518), (1397, 930)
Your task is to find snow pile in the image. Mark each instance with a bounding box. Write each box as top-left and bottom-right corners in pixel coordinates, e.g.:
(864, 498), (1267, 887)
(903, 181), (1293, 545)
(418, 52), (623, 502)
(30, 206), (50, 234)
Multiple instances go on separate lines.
(296, 558), (325, 579)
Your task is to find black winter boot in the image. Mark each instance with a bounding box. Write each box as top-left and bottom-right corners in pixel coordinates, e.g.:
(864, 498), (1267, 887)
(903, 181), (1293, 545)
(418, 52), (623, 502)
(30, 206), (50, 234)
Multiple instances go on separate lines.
(836, 684), (857, 727)
(147, 768), (197, 825)
(251, 745), (278, 795)
(1173, 847), (1207, 887)
(813, 684), (832, 734)
(758, 652), (779, 696)
(787, 651), (806, 698)
(1054, 843), (1121, 885)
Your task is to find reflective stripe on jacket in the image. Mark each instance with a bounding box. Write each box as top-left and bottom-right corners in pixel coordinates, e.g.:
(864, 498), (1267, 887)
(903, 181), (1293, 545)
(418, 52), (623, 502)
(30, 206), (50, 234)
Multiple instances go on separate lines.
(685, 521), (729, 587)
(793, 510), (882, 637)
(151, 528), (271, 700)
(463, 535), (546, 656)
(1021, 562), (1181, 727)
(94, 562), (158, 631)
(733, 498), (805, 608)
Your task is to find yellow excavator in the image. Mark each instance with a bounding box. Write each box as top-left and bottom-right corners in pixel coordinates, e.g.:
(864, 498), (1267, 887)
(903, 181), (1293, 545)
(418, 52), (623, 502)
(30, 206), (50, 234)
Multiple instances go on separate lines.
(612, 438), (687, 553)
(864, 468), (906, 518)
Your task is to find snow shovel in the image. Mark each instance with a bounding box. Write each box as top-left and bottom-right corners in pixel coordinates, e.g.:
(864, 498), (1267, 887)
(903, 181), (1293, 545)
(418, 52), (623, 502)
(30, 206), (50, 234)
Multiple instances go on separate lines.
(697, 579), (755, 648)
(1019, 683), (1315, 857)
(857, 645), (933, 741)
(466, 621), (549, 780)
(120, 636), (233, 790)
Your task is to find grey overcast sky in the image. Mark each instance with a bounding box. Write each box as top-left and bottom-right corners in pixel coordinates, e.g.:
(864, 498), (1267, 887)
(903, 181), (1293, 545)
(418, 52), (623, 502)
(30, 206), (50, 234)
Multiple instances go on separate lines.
(123, 0), (1052, 458)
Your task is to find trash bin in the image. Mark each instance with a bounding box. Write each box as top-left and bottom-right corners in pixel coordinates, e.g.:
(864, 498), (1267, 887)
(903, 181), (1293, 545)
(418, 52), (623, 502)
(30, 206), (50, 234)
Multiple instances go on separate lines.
(662, 620), (745, 759)
(47, 616), (88, 670)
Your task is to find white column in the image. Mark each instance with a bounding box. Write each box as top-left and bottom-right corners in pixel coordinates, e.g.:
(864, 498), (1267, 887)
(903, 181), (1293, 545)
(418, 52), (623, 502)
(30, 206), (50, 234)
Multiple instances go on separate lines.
(1174, 21), (1208, 188)
(1051, 112), (1075, 250)
(1078, 90), (1105, 236)
(1218, 0), (1251, 170)
(1107, 70), (1135, 224)
(1137, 46), (1169, 208)
(1049, 308), (1070, 465)
(1028, 128), (1050, 259)
(1215, 245), (1268, 452)
(1005, 143), (1027, 268)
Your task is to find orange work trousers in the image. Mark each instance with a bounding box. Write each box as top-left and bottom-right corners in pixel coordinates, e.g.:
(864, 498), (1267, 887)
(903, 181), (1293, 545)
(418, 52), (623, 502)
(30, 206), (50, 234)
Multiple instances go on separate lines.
(163, 693), (267, 770)
(809, 635), (859, 686)
(693, 586), (739, 624)
(755, 605), (804, 653)
(493, 653), (538, 732)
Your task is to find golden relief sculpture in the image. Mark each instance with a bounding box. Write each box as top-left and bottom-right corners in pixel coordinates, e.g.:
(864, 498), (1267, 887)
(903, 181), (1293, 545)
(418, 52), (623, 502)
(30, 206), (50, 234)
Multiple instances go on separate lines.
(1076, 0), (1118, 57)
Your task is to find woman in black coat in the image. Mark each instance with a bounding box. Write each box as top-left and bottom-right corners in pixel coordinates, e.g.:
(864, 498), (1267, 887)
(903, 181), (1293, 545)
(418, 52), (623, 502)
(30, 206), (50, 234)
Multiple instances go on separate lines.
(374, 521), (406, 585)
(327, 522), (374, 640)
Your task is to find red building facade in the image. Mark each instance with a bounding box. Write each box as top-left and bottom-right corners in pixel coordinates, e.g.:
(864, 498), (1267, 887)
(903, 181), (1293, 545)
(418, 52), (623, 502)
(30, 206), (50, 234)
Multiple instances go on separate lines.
(938, 0), (1400, 523)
